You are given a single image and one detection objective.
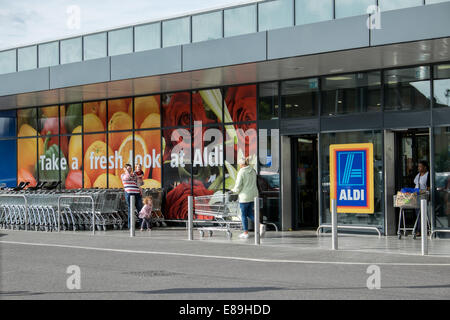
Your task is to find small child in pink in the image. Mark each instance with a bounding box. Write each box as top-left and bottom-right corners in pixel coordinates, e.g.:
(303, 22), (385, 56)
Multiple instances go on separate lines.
(139, 196), (153, 231)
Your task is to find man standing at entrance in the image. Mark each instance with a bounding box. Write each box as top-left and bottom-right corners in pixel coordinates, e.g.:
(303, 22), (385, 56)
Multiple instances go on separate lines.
(232, 157), (259, 239)
(121, 164), (143, 229)
(414, 160), (430, 236)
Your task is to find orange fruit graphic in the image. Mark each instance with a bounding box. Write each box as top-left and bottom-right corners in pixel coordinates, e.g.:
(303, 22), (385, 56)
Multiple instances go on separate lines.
(84, 172), (92, 189)
(84, 140), (114, 184)
(115, 134), (148, 177)
(18, 124), (44, 175)
(142, 179), (161, 189)
(107, 98), (131, 123)
(83, 113), (105, 153)
(108, 112), (135, 151)
(41, 105), (59, 118)
(93, 173), (123, 189)
(151, 168), (161, 183)
(84, 101), (106, 125)
(132, 96), (160, 127)
(68, 126), (82, 170)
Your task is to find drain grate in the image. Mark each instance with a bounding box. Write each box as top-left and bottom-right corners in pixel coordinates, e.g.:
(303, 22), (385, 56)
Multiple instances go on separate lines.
(123, 270), (180, 278)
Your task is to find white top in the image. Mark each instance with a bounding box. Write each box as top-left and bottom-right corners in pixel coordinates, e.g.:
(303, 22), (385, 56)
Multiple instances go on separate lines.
(414, 172), (429, 190)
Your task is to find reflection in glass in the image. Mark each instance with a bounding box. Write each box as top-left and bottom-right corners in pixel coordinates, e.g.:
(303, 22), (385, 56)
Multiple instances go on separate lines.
(320, 130), (384, 230)
(0, 110), (17, 137)
(322, 72), (381, 115)
(295, 0), (333, 25)
(384, 66), (431, 111)
(0, 140), (17, 187)
(84, 33), (107, 60)
(39, 42), (59, 68)
(18, 46), (37, 71)
(335, 0), (376, 18)
(0, 49), (16, 74)
(61, 37), (82, 64)
(379, 0), (423, 11)
(224, 4), (257, 37)
(17, 108), (38, 136)
(135, 23), (161, 52)
(281, 78), (318, 118)
(108, 28), (133, 56)
(162, 17), (190, 48)
(192, 11), (222, 43)
(433, 64), (450, 108)
(258, 0), (294, 31)
(434, 126), (450, 229)
(259, 82), (279, 120)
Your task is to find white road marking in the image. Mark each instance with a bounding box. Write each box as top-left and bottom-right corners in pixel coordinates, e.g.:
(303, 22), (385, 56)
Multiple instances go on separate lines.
(1, 240), (450, 267)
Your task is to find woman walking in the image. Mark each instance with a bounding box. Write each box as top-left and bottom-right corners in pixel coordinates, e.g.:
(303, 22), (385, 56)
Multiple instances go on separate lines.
(232, 157), (259, 239)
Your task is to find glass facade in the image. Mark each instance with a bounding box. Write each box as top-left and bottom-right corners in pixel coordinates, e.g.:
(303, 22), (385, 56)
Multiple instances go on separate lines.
(38, 42), (59, 68)
(163, 17), (191, 48)
(84, 33), (107, 60)
(192, 11), (223, 43)
(295, 0), (333, 25)
(0, 50), (16, 74)
(281, 78), (318, 118)
(433, 64), (450, 108)
(224, 4), (257, 37)
(322, 72), (381, 115)
(258, 0), (294, 32)
(384, 66), (431, 111)
(259, 82), (279, 120)
(18, 46), (37, 72)
(108, 28), (133, 56)
(60, 37), (82, 64)
(135, 23), (161, 52)
(433, 126), (450, 229)
(379, 0), (423, 11)
(335, 0), (376, 18)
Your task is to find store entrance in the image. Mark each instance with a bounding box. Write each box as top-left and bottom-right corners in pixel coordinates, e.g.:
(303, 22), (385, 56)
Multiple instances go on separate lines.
(292, 135), (319, 230)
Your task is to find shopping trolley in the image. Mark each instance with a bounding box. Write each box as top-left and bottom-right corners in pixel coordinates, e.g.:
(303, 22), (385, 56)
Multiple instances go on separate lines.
(394, 192), (430, 239)
(194, 192), (241, 239)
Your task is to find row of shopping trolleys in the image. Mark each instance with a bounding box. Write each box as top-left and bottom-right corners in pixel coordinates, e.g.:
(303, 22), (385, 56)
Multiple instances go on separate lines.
(0, 189), (130, 232)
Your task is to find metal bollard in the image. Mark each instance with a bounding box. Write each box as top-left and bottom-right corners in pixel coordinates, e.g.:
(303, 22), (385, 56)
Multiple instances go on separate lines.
(421, 199), (428, 256)
(130, 195), (135, 238)
(331, 199), (338, 250)
(254, 197), (260, 245)
(188, 196), (193, 240)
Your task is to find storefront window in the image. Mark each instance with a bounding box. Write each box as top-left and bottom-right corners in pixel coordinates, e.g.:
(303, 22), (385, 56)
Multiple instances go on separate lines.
(197, 89), (223, 125)
(17, 137), (42, 188)
(0, 110), (17, 138)
(258, 0), (294, 32)
(65, 134), (84, 189)
(320, 130), (384, 231)
(83, 33), (107, 61)
(384, 66), (431, 111)
(433, 126), (450, 229)
(224, 84), (257, 124)
(433, 64), (450, 108)
(192, 11), (223, 43)
(39, 105), (60, 136)
(224, 4), (257, 37)
(0, 140), (17, 187)
(17, 108), (37, 135)
(162, 92), (191, 128)
(162, 17), (190, 48)
(295, 0), (333, 25)
(322, 72), (381, 115)
(83, 100), (107, 134)
(136, 129), (162, 188)
(39, 42), (59, 68)
(135, 95), (161, 129)
(18, 46), (37, 72)
(259, 82), (279, 120)
(135, 23), (161, 52)
(83, 133), (109, 189)
(281, 78), (318, 118)
(335, 0), (376, 19)
(379, 0), (423, 11)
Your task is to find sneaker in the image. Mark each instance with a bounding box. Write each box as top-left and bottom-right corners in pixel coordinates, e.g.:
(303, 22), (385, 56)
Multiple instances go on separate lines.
(259, 224), (266, 238)
(239, 233), (249, 239)
(140, 229), (144, 232)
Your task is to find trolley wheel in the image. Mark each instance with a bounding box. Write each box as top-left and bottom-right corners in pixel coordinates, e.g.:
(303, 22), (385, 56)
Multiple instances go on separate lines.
(226, 231), (232, 240)
(199, 230), (205, 238)
(398, 234), (402, 240)
(413, 234), (416, 240)
(96, 225), (102, 231)
(208, 231), (213, 237)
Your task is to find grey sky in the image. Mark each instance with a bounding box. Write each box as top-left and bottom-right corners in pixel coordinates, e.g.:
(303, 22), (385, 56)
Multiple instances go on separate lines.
(0, 0), (260, 50)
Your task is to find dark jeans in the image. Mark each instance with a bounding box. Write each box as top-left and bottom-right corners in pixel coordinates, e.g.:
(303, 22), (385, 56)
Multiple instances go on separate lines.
(125, 192), (143, 229)
(240, 202), (254, 232)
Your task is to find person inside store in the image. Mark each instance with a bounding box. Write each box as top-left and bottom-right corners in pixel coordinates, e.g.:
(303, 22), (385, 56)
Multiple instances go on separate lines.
(121, 163), (143, 229)
(414, 160), (430, 236)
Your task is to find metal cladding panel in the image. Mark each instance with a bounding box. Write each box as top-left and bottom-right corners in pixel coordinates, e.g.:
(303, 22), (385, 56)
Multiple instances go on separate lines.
(280, 118), (319, 135)
(111, 46), (182, 81)
(182, 32), (267, 71)
(383, 110), (431, 128)
(50, 58), (110, 89)
(433, 108), (450, 127)
(0, 68), (49, 96)
(371, 2), (450, 46)
(321, 113), (383, 132)
(268, 15), (370, 60)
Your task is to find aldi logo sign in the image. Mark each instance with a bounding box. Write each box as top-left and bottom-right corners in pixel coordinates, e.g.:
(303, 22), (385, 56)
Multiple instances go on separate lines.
(330, 143), (374, 214)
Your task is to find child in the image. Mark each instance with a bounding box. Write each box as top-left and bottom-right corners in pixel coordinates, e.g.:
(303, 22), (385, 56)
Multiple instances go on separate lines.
(135, 164), (144, 187)
(139, 196), (153, 231)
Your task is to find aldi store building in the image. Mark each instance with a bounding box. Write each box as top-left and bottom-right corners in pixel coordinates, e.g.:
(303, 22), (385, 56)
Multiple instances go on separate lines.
(0, 0), (449, 236)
